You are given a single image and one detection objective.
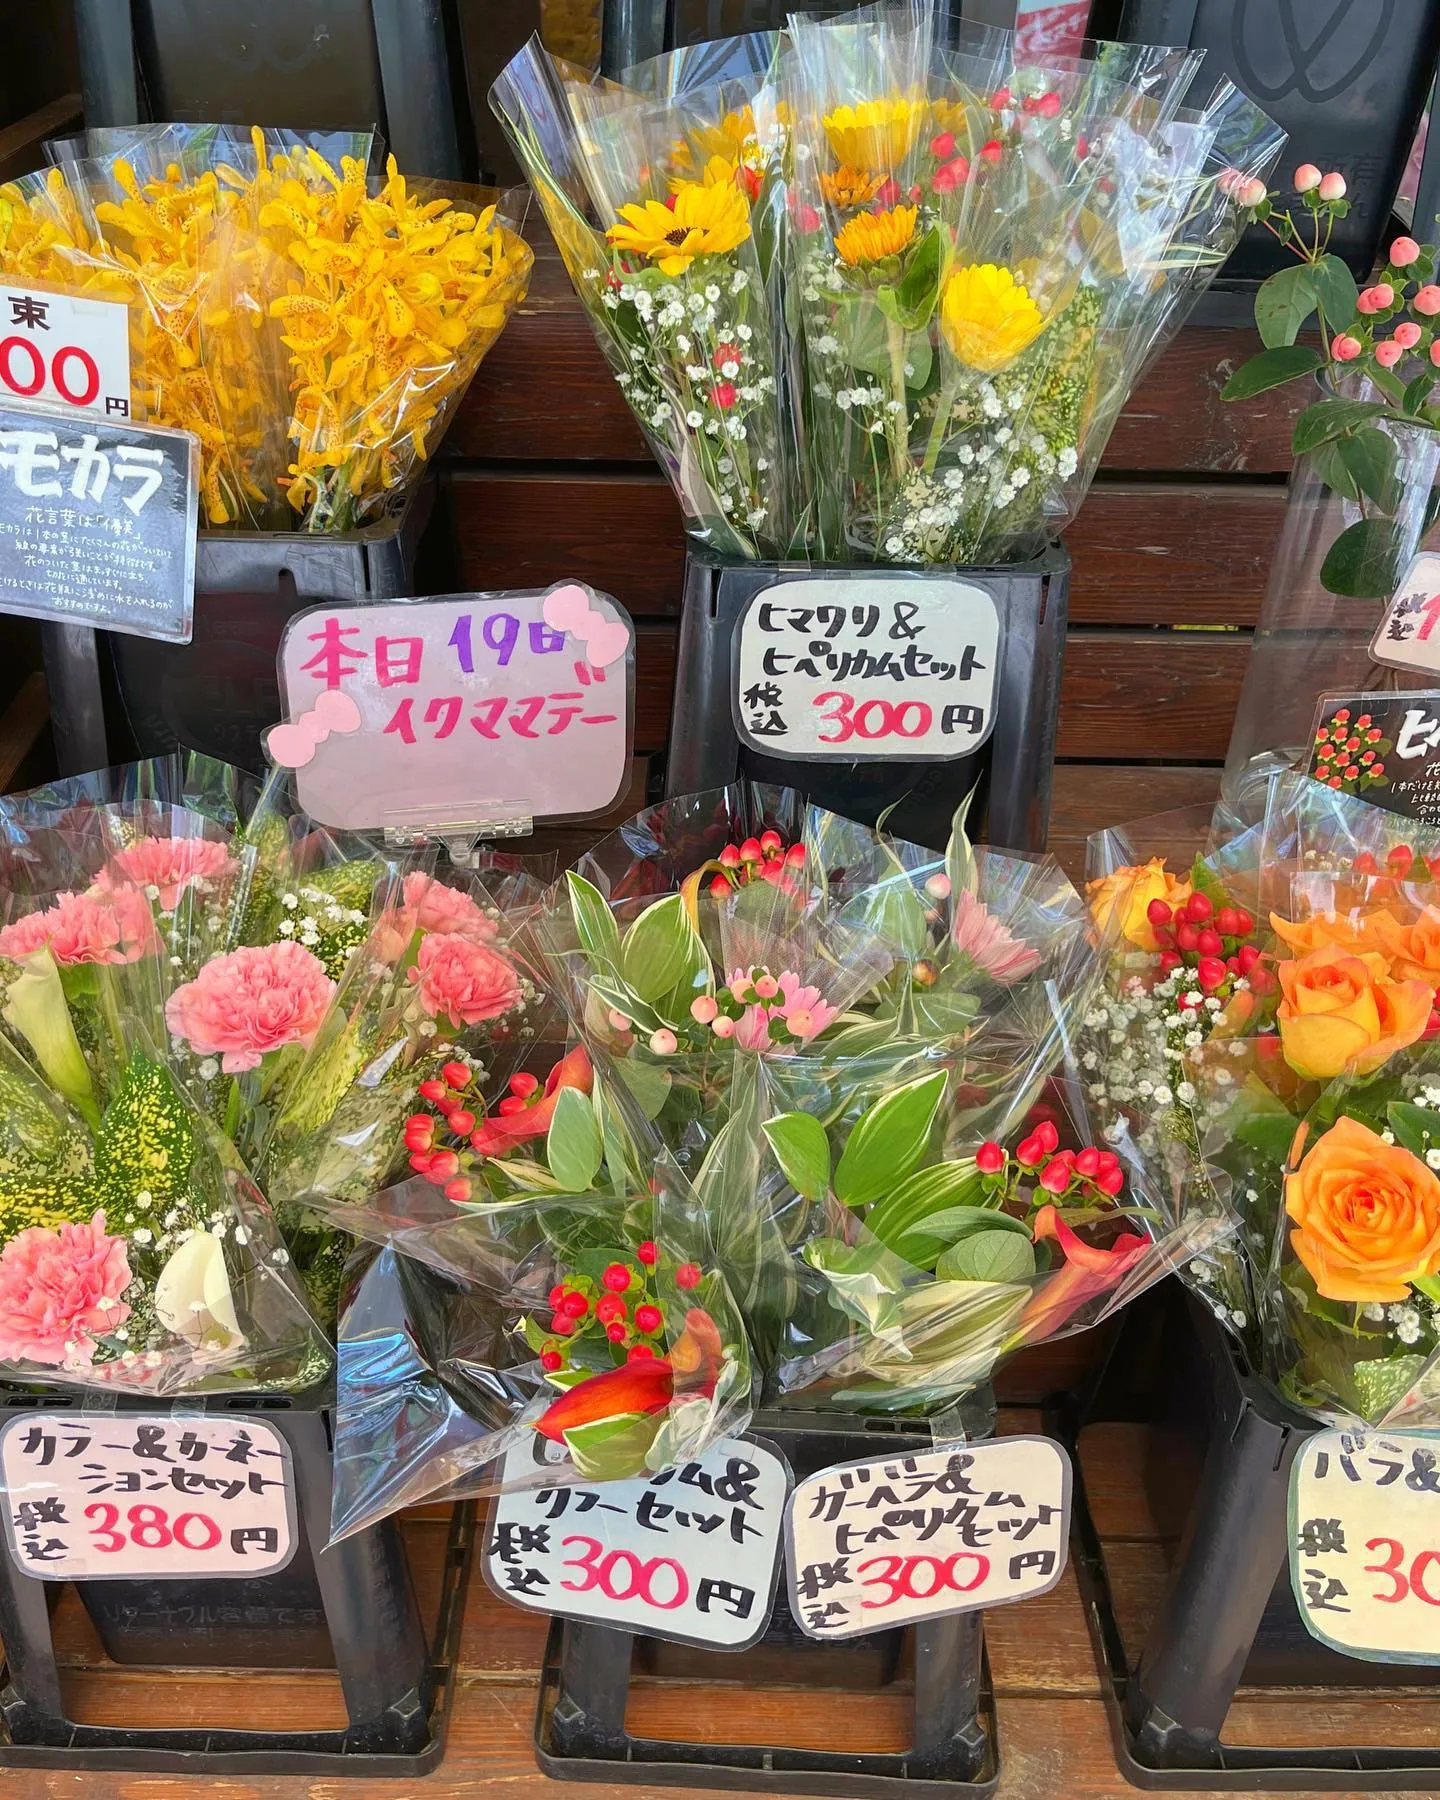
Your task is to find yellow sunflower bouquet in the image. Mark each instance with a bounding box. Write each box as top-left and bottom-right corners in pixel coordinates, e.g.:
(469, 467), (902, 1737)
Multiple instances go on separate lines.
(0, 124), (533, 534)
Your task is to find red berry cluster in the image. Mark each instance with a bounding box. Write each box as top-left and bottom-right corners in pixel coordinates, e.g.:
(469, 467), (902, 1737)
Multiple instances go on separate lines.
(706, 830), (806, 899)
(1146, 890), (1267, 996)
(975, 1120), (1124, 1200)
(538, 1242), (704, 1373)
(1354, 844), (1440, 882)
(406, 1060), (484, 1201)
(1314, 709), (1387, 794)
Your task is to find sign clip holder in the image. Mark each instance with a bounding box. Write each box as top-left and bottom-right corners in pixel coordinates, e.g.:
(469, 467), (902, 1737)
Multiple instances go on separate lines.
(382, 804), (535, 868)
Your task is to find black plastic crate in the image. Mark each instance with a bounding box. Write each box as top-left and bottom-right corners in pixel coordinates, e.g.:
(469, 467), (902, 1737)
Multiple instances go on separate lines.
(0, 1382), (471, 1776)
(108, 498), (428, 770)
(665, 543), (1068, 854)
(1070, 1283), (1440, 1789)
(533, 1401), (1001, 1797)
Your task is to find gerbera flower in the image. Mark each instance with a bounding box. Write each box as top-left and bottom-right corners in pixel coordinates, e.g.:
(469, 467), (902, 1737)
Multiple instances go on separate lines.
(822, 97), (926, 172)
(820, 165), (882, 208)
(607, 177), (751, 277)
(834, 204), (917, 267)
(940, 263), (1046, 371)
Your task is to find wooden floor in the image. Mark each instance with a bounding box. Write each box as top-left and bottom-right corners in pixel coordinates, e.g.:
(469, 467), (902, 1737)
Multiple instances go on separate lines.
(5, 1404), (1439, 1800)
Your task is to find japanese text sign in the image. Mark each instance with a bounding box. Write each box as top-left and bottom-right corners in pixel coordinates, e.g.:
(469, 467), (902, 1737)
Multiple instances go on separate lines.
(485, 1434), (788, 1650)
(1308, 691), (1440, 825)
(0, 287), (131, 421)
(0, 1413), (296, 1580)
(1291, 1427), (1440, 1662)
(1371, 553), (1440, 676)
(272, 583), (634, 835)
(733, 575), (999, 761)
(0, 404), (197, 641)
(785, 1438), (1070, 1641)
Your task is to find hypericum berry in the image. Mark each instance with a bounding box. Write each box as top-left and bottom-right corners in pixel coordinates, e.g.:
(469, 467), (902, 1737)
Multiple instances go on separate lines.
(785, 842), (806, 868)
(1096, 1166), (1125, 1197)
(691, 994), (719, 1024)
(550, 1313), (575, 1336)
(1039, 1159), (1071, 1194)
(1146, 898), (1172, 926)
(1015, 1134), (1043, 1168)
(650, 1028), (678, 1055)
(635, 1303), (663, 1334)
(718, 844), (743, 869)
(675, 1263), (702, 1290)
(510, 1071), (539, 1099)
(1233, 909), (1254, 935)
(1238, 943), (1262, 974)
(418, 1078), (447, 1104)
(497, 1095), (528, 1117)
(1196, 928), (1223, 957)
(1216, 906), (1241, 936)
(1174, 921), (1200, 953)
(739, 837), (763, 863)
(1158, 951), (1182, 974)
(628, 1344), (656, 1362)
(930, 129), (956, 158)
(549, 1285), (568, 1310)
(408, 1151), (434, 1174)
(442, 1061), (470, 1089)
(636, 1240), (659, 1266)
(607, 1009), (634, 1032)
(540, 1349), (564, 1372)
(1293, 163), (1321, 192)
(1196, 956), (1227, 992)
(753, 973), (780, 1000)
(561, 1290), (589, 1318)
(1034, 1120), (1060, 1155)
(448, 1109), (476, 1137)
(606, 1322), (628, 1344)
(602, 1263), (632, 1293)
(443, 1177), (472, 1203)
(1225, 956), (1241, 976)
(975, 1141), (1005, 1175)
(596, 1294), (627, 1324)
(1074, 1147), (1101, 1178)
(428, 1150), (459, 1181)
(1184, 892), (1213, 923)
(759, 829), (783, 857)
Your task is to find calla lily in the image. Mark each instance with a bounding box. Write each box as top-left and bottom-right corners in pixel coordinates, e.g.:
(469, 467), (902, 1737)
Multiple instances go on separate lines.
(470, 1045), (592, 1155)
(2, 949), (99, 1127)
(1017, 1204), (1150, 1339)
(154, 1232), (244, 1357)
(533, 1306), (724, 1442)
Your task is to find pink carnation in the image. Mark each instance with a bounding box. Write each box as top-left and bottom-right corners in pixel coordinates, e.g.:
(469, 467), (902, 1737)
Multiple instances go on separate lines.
(372, 872), (496, 961)
(165, 941), (336, 1073)
(0, 1211), (132, 1366)
(409, 932), (520, 1026)
(1, 888), (162, 966)
(952, 888), (1042, 983)
(101, 836), (235, 910)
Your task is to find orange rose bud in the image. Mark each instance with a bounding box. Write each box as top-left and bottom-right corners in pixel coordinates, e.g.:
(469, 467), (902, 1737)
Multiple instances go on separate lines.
(1276, 944), (1432, 1079)
(1369, 906), (1440, 989)
(1086, 859), (1193, 952)
(1285, 1115), (1440, 1303)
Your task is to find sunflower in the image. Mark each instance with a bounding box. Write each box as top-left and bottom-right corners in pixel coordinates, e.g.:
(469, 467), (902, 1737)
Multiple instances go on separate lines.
(822, 97), (926, 174)
(673, 107), (757, 171)
(940, 263), (1046, 370)
(820, 164), (882, 208)
(607, 176), (751, 277)
(834, 204), (917, 268)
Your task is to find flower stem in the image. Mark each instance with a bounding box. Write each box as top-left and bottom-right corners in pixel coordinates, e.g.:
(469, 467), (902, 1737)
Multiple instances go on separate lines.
(923, 376), (959, 476)
(884, 315), (910, 481)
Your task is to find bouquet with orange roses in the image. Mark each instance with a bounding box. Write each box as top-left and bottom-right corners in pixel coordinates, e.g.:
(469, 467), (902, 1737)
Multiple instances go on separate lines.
(1088, 776), (1440, 1424)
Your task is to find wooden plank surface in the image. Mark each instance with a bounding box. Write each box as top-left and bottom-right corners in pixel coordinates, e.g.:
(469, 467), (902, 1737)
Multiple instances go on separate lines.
(1047, 765), (1222, 885)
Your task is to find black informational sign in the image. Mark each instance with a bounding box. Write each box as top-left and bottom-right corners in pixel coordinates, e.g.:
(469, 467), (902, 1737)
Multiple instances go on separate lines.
(0, 404), (198, 642)
(1309, 692), (1440, 827)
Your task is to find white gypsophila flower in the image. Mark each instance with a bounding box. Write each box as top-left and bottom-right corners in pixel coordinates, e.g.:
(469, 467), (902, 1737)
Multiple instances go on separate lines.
(1177, 1082), (1196, 1104)
(1382, 1129), (1397, 1144)
(686, 409), (703, 428)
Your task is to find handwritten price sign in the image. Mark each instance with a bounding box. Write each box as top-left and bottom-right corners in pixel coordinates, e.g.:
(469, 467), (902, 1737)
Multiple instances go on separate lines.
(485, 1434), (788, 1650)
(1371, 553), (1440, 677)
(272, 583), (634, 835)
(784, 1438), (1070, 1641)
(732, 575), (999, 761)
(0, 287), (131, 421)
(0, 1413), (296, 1580)
(1290, 1427), (1440, 1662)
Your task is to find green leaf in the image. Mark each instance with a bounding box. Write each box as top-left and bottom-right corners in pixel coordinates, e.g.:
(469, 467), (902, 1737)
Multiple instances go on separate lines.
(1337, 427), (1401, 511)
(865, 1160), (985, 1257)
(1222, 344), (1323, 402)
(834, 1070), (947, 1209)
(1387, 1101), (1437, 1160)
(618, 893), (709, 1013)
(936, 1230), (1036, 1283)
(762, 1111), (831, 1199)
(614, 1057), (671, 1122)
(1235, 1109), (1299, 1167)
(567, 871), (621, 970)
(93, 1053), (196, 1212)
(1310, 254), (1359, 331)
(1320, 517), (1407, 599)
(546, 1086), (603, 1193)
(1406, 373), (1436, 415)
(1412, 1274), (1440, 1305)
(875, 224), (947, 332)
(1292, 398), (1387, 454)
(1369, 363), (1408, 405)
(1255, 264), (1318, 348)
(562, 1411), (661, 1482)
(1310, 437), (1360, 501)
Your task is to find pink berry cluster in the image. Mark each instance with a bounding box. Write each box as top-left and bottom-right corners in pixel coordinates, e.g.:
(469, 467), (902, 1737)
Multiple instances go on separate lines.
(1333, 234), (1440, 371)
(974, 1119), (1125, 1200)
(706, 829), (806, 899)
(1145, 889), (1270, 998)
(538, 1242), (704, 1373)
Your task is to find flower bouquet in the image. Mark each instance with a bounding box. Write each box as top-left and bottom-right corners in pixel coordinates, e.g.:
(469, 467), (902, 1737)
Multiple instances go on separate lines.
(0, 123), (533, 530)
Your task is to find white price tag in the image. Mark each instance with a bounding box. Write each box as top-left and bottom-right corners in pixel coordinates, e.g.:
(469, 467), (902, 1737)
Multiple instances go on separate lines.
(785, 1437), (1070, 1640)
(1370, 552), (1440, 675)
(1291, 1427), (1440, 1662)
(0, 288), (131, 421)
(484, 1434), (788, 1649)
(0, 1413), (296, 1580)
(732, 576), (999, 760)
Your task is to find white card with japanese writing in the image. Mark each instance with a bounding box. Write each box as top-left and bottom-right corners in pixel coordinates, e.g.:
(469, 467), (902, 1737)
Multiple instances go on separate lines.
(484, 1434), (789, 1649)
(0, 1413), (296, 1580)
(732, 575), (999, 761)
(271, 584), (634, 834)
(785, 1437), (1070, 1640)
(1290, 1427), (1440, 1662)
(1370, 553), (1440, 676)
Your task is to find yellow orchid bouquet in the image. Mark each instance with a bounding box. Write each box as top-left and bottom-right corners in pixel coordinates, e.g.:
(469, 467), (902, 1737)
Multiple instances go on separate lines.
(0, 124), (532, 533)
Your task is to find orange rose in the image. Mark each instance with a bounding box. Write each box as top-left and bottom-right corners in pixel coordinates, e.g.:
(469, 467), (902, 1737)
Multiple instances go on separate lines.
(1286, 1115), (1440, 1302)
(1276, 945), (1431, 1079)
(1370, 906), (1440, 989)
(1270, 908), (1400, 960)
(1086, 858), (1192, 953)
